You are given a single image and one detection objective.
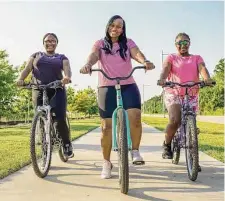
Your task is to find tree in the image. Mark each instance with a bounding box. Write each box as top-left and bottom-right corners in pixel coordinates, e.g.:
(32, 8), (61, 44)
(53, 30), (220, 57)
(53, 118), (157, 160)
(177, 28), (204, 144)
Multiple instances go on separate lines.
(199, 58), (224, 114)
(8, 61), (33, 121)
(66, 86), (76, 116)
(213, 58), (224, 82)
(144, 95), (163, 114)
(0, 50), (17, 119)
(74, 87), (98, 117)
(85, 88), (98, 116)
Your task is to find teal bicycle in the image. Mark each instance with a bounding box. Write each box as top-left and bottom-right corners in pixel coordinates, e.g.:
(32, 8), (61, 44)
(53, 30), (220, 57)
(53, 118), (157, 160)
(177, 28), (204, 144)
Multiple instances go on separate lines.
(91, 66), (146, 194)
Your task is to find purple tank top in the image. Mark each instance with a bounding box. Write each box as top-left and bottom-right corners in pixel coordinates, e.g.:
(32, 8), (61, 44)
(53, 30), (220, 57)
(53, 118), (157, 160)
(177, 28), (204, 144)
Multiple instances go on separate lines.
(31, 52), (68, 84)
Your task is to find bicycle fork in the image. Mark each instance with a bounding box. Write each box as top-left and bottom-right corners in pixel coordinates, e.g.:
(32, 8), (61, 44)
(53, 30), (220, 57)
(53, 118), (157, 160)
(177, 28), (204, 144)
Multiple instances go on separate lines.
(112, 84), (132, 151)
(38, 105), (52, 144)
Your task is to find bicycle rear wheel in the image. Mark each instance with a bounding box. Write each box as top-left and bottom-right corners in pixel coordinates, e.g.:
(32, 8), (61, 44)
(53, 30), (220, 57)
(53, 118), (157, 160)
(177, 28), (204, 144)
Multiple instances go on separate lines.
(30, 110), (52, 178)
(185, 115), (199, 181)
(117, 108), (129, 194)
(58, 116), (71, 162)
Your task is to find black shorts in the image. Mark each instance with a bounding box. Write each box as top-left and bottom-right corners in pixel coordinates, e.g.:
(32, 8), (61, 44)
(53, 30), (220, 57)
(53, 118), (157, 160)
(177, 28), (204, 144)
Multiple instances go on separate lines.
(98, 83), (141, 118)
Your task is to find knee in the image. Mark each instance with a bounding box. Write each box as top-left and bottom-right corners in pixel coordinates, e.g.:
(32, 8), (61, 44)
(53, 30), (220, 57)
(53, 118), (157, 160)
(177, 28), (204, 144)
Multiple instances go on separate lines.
(101, 120), (112, 135)
(128, 109), (141, 128)
(169, 116), (180, 128)
(133, 115), (141, 128)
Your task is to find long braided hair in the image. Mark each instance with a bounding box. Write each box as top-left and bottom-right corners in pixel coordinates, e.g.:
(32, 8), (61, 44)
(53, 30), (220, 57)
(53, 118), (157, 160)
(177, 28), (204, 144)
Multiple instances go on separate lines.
(102, 15), (128, 61)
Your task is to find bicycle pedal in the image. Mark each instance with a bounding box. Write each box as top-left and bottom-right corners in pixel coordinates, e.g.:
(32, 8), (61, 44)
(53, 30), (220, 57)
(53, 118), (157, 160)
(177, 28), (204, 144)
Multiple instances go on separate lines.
(132, 161), (145, 165)
(65, 153), (74, 159)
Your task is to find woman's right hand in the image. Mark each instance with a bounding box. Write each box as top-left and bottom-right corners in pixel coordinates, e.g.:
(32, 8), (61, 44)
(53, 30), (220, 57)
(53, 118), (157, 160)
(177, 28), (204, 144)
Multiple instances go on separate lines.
(80, 64), (92, 74)
(16, 79), (25, 86)
(157, 79), (166, 86)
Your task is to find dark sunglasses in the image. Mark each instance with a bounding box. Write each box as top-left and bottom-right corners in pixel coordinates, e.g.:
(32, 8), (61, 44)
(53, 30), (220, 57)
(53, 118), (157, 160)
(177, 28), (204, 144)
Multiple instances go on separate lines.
(175, 40), (190, 46)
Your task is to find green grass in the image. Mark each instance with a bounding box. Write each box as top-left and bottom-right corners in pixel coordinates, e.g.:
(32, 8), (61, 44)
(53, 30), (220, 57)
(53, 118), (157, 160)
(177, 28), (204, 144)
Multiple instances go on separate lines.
(142, 116), (224, 163)
(0, 118), (100, 179)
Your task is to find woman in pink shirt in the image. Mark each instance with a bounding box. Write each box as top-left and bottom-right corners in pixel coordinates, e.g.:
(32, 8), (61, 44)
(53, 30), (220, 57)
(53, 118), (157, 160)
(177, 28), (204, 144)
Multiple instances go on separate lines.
(80, 15), (155, 179)
(157, 33), (213, 166)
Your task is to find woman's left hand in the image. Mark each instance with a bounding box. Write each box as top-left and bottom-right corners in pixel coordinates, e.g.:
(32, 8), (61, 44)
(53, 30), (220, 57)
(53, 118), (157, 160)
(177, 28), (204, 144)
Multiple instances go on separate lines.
(62, 76), (71, 85)
(144, 61), (155, 72)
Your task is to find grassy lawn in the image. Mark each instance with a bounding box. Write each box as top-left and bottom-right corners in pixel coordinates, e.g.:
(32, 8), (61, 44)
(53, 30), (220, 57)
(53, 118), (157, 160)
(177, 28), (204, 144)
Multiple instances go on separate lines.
(142, 116), (224, 163)
(0, 118), (100, 179)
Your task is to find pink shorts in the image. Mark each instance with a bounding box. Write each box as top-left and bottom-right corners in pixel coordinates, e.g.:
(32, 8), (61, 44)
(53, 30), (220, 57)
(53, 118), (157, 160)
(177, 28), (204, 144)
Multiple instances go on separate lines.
(164, 92), (199, 112)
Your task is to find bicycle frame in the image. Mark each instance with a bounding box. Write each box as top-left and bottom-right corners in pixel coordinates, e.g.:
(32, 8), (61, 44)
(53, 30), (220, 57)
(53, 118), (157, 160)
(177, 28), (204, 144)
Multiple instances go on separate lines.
(25, 81), (63, 144)
(90, 66), (147, 152)
(36, 89), (52, 142)
(166, 81), (213, 149)
(112, 83), (132, 151)
(177, 90), (196, 149)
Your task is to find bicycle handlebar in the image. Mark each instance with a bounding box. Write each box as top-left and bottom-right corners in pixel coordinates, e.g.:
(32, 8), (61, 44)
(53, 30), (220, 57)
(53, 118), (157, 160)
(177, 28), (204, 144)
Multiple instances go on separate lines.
(90, 66), (148, 81)
(163, 81), (216, 88)
(22, 80), (65, 90)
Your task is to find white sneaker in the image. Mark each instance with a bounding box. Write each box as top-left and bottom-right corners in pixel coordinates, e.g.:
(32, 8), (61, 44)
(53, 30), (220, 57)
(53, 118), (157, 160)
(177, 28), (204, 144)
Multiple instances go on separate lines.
(131, 150), (144, 165)
(101, 160), (113, 179)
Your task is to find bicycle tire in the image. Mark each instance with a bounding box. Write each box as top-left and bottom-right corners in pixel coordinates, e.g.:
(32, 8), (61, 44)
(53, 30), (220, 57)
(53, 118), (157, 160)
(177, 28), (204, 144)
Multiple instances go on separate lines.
(30, 110), (52, 178)
(117, 108), (129, 194)
(171, 135), (180, 165)
(185, 115), (199, 181)
(58, 116), (71, 162)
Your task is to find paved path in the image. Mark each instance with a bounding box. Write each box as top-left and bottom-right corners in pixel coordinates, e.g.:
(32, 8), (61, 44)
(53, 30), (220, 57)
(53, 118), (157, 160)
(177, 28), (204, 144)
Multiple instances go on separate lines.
(0, 124), (224, 201)
(143, 114), (224, 124)
(196, 116), (224, 124)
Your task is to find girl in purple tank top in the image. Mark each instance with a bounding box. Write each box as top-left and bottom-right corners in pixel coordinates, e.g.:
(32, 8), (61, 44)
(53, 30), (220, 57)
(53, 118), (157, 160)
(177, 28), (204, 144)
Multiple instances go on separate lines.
(16, 33), (74, 158)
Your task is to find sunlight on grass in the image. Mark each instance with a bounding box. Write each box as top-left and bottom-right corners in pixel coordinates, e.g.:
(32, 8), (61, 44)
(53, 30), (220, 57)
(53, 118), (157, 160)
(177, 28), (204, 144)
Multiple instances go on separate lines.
(0, 118), (100, 179)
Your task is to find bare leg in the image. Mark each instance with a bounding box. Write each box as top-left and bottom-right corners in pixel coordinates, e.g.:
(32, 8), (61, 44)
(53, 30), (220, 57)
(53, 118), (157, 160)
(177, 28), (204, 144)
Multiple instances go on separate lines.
(127, 108), (144, 164)
(162, 104), (181, 159)
(101, 118), (112, 161)
(165, 104), (181, 144)
(127, 108), (142, 150)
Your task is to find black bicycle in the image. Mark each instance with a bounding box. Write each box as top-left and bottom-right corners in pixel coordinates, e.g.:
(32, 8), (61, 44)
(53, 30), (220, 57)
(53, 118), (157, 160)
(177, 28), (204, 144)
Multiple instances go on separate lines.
(163, 81), (216, 181)
(23, 80), (71, 178)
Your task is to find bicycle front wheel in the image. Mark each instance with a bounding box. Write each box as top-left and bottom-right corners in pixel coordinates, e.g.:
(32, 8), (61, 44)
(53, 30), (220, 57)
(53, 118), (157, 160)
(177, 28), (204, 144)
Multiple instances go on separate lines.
(185, 115), (199, 181)
(171, 133), (180, 165)
(30, 110), (52, 178)
(117, 108), (129, 194)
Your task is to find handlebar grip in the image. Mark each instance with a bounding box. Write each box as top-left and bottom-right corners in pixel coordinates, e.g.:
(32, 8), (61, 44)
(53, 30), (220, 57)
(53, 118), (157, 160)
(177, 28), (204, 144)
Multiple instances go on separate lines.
(135, 66), (146, 69)
(165, 81), (171, 86)
(203, 80), (216, 86)
(22, 83), (29, 86)
(91, 69), (99, 72)
(22, 83), (33, 87)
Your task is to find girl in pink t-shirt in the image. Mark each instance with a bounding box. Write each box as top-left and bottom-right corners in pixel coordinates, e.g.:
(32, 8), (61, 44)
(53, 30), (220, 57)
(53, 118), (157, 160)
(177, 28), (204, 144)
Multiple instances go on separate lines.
(157, 33), (213, 164)
(80, 15), (155, 179)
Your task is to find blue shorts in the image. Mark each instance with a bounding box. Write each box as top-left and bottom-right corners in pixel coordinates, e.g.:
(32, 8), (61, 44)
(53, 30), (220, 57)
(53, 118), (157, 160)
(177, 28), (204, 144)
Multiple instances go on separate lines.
(98, 83), (141, 118)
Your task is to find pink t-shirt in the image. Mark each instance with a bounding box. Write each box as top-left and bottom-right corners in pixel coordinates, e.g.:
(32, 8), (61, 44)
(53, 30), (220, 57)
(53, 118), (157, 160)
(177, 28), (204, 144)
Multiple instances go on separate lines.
(93, 38), (137, 86)
(165, 54), (204, 96)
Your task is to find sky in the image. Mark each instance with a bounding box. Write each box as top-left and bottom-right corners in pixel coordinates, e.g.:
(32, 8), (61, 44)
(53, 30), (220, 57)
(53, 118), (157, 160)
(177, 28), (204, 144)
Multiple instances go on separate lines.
(0, 1), (224, 102)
